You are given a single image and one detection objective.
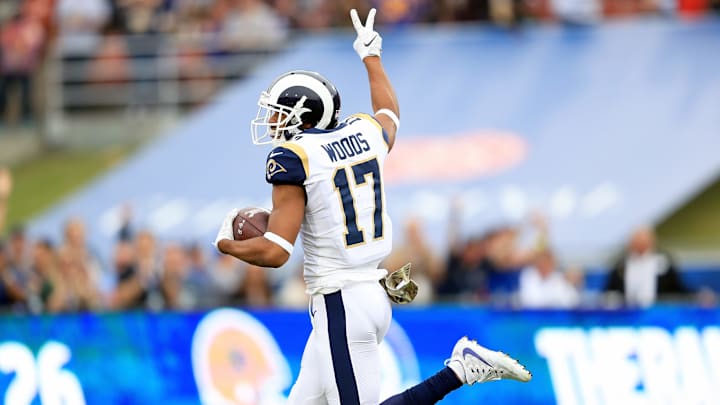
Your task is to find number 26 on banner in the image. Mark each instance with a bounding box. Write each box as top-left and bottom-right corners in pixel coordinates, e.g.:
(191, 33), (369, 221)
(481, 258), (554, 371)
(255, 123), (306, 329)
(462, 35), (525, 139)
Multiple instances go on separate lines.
(0, 341), (86, 405)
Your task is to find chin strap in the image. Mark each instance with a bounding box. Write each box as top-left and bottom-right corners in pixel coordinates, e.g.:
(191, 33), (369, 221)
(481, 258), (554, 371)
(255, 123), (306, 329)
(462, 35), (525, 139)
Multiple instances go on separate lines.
(380, 262), (418, 304)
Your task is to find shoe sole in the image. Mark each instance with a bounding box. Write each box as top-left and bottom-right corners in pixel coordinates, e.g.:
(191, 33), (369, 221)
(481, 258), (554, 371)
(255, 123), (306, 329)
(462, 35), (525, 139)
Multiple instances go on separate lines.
(456, 337), (532, 383)
(490, 351), (532, 382)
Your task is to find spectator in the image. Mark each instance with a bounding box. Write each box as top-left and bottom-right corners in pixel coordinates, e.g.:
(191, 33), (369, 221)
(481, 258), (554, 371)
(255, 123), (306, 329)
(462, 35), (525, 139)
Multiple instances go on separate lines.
(437, 198), (489, 301)
(173, 6), (219, 108)
(0, 170), (30, 312)
(7, 224), (35, 299)
(184, 243), (272, 309)
(23, 0), (55, 35)
(87, 29), (131, 86)
(185, 243), (220, 309)
(57, 248), (103, 311)
(428, 0), (490, 23)
(0, 168), (11, 235)
(217, 0), (288, 52)
(7, 224), (31, 270)
(112, 0), (173, 35)
(550, 0), (602, 24)
(274, 265), (307, 308)
(237, 264), (272, 307)
(112, 0), (169, 113)
(0, 239), (27, 311)
(109, 239), (147, 310)
(370, 0), (430, 26)
(30, 238), (68, 313)
(56, 0), (110, 59)
(517, 248), (582, 309)
(604, 226), (690, 308)
(0, 11), (45, 125)
(134, 229), (161, 285)
(438, 235), (488, 302)
(677, 0), (712, 16)
(115, 202), (134, 241)
(603, 0), (660, 19)
(481, 213), (549, 300)
(159, 243), (192, 309)
(523, 0), (556, 21)
(59, 217), (105, 292)
(276, 0), (336, 30)
(207, 251), (245, 305)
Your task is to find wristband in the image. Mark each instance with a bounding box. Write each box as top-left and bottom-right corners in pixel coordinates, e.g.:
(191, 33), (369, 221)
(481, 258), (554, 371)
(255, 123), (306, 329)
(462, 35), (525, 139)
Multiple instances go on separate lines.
(375, 109), (400, 130)
(264, 232), (294, 255)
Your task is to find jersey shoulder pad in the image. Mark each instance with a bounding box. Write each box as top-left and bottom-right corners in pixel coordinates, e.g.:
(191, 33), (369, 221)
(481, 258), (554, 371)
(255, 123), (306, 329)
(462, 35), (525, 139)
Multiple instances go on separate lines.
(345, 113), (389, 148)
(265, 143), (309, 185)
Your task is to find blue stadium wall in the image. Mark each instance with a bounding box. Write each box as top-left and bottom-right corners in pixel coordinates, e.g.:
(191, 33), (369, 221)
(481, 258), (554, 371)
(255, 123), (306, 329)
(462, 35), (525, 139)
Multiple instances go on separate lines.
(1, 306), (719, 404)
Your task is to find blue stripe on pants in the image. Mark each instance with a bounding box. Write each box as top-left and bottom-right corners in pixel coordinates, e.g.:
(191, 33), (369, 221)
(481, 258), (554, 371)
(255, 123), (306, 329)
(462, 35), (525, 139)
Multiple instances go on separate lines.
(324, 291), (360, 405)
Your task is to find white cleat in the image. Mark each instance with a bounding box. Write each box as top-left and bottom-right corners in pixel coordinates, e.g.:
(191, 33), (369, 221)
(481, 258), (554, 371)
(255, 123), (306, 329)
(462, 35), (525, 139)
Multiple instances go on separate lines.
(445, 336), (532, 385)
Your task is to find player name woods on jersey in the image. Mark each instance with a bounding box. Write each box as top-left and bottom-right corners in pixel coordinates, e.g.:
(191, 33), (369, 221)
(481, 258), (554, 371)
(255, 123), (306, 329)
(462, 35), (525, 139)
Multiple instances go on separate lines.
(322, 126), (372, 162)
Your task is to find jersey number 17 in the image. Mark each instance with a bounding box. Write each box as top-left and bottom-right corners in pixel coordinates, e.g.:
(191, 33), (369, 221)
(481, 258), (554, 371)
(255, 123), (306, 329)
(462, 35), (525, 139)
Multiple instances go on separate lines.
(332, 157), (384, 247)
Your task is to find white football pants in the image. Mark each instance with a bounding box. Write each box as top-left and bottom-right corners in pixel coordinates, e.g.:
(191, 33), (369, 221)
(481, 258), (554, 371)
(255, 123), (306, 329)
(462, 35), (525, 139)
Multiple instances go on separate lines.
(287, 280), (392, 405)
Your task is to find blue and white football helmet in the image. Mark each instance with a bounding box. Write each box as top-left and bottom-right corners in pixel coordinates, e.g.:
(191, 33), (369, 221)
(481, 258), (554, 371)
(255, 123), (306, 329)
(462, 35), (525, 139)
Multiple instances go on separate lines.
(251, 70), (341, 145)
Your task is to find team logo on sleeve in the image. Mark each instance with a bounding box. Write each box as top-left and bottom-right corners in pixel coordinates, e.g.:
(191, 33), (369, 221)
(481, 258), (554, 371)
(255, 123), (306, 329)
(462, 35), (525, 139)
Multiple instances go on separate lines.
(266, 159), (287, 180)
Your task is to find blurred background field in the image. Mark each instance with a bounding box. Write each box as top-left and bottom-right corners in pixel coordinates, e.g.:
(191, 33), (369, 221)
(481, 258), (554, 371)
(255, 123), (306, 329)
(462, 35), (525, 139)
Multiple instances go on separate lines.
(5, 145), (136, 224)
(6, 145), (720, 259)
(1, 0), (720, 404)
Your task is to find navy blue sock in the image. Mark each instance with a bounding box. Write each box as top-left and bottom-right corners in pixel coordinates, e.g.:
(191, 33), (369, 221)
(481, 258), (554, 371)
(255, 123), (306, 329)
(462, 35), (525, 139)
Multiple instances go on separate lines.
(380, 366), (463, 405)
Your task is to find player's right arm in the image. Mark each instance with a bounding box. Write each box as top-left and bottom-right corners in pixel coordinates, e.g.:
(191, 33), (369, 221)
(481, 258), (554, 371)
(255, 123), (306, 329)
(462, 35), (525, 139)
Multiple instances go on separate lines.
(215, 184), (303, 268)
(214, 144), (306, 268)
(351, 8), (400, 152)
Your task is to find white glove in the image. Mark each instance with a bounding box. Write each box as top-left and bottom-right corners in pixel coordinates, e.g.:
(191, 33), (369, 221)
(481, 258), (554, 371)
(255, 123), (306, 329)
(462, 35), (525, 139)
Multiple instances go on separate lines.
(213, 208), (239, 252)
(350, 8), (382, 60)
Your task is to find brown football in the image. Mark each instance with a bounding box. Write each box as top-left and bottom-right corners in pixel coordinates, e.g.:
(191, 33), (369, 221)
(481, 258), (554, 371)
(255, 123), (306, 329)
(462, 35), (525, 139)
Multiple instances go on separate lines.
(232, 207), (270, 241)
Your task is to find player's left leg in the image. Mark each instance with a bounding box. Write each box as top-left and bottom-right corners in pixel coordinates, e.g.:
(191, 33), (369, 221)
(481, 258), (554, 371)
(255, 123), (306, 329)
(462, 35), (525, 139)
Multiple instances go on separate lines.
(380, 336), (532, 405)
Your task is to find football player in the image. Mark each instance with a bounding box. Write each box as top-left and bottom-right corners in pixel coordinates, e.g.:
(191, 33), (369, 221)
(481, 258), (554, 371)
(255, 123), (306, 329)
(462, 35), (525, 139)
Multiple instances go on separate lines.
(214, 8), (530, 404)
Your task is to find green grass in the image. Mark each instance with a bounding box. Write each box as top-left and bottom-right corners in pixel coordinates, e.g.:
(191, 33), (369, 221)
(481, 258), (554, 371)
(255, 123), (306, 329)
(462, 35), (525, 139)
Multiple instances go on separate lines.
(657, 175), (720, 250)
(4, 145), (137, 231)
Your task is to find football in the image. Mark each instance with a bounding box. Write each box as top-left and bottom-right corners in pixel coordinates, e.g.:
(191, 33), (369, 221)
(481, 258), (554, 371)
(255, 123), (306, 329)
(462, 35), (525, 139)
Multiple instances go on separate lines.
(232, 207), (271, 241)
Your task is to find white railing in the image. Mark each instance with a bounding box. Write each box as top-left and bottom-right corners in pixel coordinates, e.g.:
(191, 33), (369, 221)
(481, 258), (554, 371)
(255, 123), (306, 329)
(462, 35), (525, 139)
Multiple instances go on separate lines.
(52, 33), (283, 109)
(41, 32), (284, 143)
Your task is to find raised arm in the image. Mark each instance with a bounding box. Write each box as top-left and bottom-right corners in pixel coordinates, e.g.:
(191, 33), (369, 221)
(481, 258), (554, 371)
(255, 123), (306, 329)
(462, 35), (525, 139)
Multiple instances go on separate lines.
(351, 8), (400, 151)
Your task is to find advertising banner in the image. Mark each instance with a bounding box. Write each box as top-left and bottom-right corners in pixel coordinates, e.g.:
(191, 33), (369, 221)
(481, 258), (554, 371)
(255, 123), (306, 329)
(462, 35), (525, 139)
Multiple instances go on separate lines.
(1, 306), (719, 404)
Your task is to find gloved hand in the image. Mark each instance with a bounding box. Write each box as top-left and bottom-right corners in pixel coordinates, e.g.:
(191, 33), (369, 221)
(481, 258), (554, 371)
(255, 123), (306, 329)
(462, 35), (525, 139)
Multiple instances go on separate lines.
(350, 8), (382, 60)
(380, 263), (419, 304)
(213, 208), (239, 252)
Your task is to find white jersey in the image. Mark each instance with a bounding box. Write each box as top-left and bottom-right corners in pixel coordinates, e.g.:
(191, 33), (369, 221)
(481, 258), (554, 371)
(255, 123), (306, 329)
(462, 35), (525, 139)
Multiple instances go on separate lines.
(265, 113), (393, 294)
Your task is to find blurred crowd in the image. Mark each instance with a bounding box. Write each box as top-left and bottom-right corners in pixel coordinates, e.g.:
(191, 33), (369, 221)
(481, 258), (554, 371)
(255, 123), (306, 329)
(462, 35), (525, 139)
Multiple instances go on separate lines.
(0, 213), (278, 314)
(0, 168), (715, 315)
(2, 0), (719, 124)
(1, 0), (719, 312)
(385, 203), (713, 309)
